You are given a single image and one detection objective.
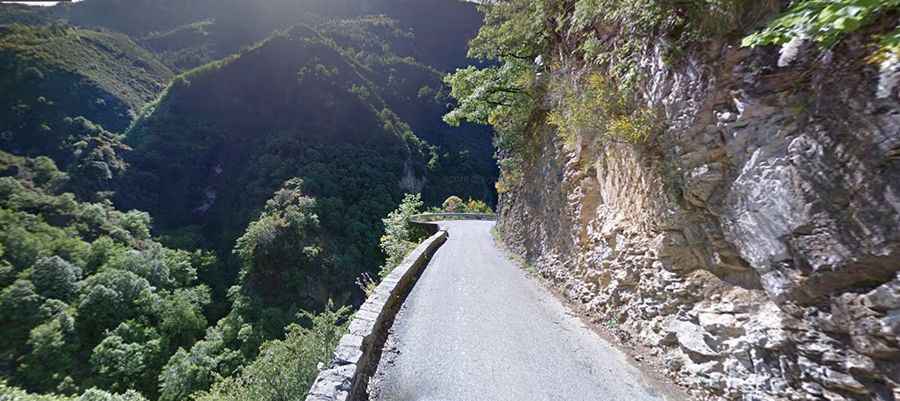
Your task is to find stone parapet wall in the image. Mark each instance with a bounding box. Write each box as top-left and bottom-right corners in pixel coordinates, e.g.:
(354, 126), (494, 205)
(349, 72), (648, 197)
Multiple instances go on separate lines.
(305, 230), (448, 401)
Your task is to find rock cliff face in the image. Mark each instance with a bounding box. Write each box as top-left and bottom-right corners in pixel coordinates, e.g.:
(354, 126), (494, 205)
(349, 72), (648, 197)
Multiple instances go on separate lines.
(498, 27), (900, 401)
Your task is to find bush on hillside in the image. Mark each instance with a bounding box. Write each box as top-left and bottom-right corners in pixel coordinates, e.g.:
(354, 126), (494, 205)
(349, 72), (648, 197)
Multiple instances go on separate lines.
(378, 193), (425, 277)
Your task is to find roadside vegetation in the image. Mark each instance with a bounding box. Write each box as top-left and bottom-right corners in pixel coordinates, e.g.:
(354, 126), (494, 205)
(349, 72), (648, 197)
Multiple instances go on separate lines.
(377, 193), (427, 279)
(365, 193), (493, 295)
(742, 0), (900, 62)
(436, 195), (494, 214)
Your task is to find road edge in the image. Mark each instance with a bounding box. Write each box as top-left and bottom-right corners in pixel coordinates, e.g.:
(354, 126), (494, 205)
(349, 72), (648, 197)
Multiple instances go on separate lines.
(305, 229), (449, 401)
(489, 226), (691, 401)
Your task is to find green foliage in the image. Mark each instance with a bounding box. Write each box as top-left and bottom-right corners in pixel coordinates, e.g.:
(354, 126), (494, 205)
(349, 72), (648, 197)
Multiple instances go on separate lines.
(443, 63), (536, 134)
(193, 305), (349, 401)
(568, 1), (774, 70)
(89, 322), (162, 395)
(77, 389), (147, 401)
(234, 179), (319, 269)
(443, 63), (537, 192)
(31, 157), (66, 190)
(547, 73), (659, 148)
(76, 269), (152, 341)
(466, 0), (550, 62)
(743, 0), (900, 60)
(102, 245), (199, 290)
(463, 198), (494, 214)
(62, 118), (131, 199)
(0, 381), (75, 401)
(156, 288), (210, 349)
(444, 1), (551, 193)
(873, 28), (900, 62)
(156, 328), (242, 401)
(17, 310), (78, 393)
(29, 256), (82, 301)
(0, 279), (44, 366)
(569, 0), (762, 40)
(0, 381), (151, 401)
(0, 24), (172, 147)
(0, 151), (215, 398)
(0, 113), (130, 201)
(233, 178), (326, 333)
(378, 193), (425, 277)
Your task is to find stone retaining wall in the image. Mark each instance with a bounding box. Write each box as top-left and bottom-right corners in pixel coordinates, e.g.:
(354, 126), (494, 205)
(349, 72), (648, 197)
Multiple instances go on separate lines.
(304, 229), (448, 401)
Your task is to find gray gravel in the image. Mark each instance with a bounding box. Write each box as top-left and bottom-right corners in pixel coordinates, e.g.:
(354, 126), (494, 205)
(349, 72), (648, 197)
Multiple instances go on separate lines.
(370, 220), (672, 401)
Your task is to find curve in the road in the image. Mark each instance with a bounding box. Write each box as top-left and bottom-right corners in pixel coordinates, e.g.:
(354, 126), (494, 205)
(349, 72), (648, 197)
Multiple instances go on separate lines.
(370, 220), (672, 401)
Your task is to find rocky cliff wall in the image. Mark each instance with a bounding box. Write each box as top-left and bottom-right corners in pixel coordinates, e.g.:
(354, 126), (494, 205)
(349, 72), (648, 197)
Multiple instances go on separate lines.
(498, 27), (900, 401)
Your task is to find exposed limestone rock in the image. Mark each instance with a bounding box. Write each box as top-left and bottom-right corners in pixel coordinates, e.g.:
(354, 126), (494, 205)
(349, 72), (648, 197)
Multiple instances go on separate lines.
(668, 319), (720, 358)
(498, 29), (900, 401)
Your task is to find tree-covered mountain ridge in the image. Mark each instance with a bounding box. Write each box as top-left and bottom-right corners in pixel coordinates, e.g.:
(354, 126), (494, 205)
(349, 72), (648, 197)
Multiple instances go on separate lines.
(0, 23), (172, 157)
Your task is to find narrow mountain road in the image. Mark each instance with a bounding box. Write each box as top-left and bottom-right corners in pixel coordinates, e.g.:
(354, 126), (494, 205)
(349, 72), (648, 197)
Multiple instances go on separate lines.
(369, 220), (672, 401)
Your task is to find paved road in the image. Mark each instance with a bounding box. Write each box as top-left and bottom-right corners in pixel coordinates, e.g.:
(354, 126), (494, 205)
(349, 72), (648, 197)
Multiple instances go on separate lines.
(370, 220), (671, 401)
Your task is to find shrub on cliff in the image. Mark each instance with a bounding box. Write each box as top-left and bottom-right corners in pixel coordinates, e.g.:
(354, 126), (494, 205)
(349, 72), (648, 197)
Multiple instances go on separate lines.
(547, 73), (659, 149)
(743, 0), (900, 62)
(378, 193), (425, 277)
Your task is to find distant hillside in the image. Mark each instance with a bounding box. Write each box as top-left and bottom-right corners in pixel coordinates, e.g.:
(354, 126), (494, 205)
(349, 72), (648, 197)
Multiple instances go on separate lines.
(118, 24), (432, 309)
(316, 16), (497, 204)
(0, 24), (172, 158)
(34, 0), (482, 72)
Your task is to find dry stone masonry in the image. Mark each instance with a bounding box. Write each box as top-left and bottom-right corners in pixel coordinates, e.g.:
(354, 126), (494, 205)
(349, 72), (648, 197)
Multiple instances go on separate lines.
(306, 230), (448, 401)
(498, 27), (900, 401)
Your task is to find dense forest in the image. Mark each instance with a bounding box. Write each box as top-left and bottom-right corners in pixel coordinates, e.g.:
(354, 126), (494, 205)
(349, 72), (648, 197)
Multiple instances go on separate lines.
(0, 0), (495, 400)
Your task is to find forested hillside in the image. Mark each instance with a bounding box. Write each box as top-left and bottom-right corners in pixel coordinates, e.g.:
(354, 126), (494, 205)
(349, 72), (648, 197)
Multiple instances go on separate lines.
(0, 0), (481, 72)
(0, 24), (172, 152)
(0, 1), (495, 400)
(119, 23), (437, 317)
(0, 151), (215, 399)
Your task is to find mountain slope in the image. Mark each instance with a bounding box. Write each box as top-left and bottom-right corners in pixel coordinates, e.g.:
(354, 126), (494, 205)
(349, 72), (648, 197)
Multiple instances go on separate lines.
(316, 16), (497, 204)
(119, 24), (433, 312)
(0, 24), (172, 157)
(38, 0), (482, 72)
